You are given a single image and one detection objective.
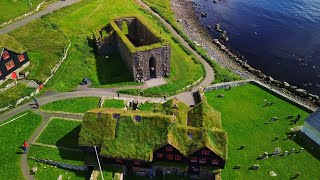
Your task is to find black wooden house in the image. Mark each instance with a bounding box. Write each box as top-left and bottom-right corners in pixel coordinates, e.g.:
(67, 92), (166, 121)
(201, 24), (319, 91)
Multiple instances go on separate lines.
(0, 47), (30, 81)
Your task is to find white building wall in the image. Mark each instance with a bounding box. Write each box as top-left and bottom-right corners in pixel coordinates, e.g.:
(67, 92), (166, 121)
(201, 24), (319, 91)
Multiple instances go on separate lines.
(301, 122), (320, 145)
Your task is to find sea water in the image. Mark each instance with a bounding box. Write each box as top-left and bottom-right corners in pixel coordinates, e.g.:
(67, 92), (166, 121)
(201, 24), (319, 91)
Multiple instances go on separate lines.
(194, 0), (320, 95)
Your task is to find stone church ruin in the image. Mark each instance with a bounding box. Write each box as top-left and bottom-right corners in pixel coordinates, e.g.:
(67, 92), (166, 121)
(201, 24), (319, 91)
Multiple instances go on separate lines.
(94, 16), (171, 82)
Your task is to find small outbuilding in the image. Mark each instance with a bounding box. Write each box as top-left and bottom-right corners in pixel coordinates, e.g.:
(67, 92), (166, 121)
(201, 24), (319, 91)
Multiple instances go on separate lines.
(301, 108), (320, 145)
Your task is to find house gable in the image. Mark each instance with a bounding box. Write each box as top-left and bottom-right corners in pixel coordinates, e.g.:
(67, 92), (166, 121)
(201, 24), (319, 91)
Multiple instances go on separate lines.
(153, 144), (186, 163)
(188, 147), (225, 168)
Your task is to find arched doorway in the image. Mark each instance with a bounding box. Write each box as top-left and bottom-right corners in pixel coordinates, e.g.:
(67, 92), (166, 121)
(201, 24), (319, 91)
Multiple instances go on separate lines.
(149, 57), (156, 78)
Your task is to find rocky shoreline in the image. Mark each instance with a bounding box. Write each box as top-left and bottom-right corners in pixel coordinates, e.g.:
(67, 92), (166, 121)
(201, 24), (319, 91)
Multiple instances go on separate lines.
(170, 0), (319, 109)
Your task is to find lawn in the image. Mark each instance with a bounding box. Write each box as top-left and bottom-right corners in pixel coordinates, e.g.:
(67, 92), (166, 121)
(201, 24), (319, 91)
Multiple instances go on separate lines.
(103, 99), (125, 109)
(36, 118), (82, 148)
(0, 83), (35, 111)
(29, 118), (91, 179)
(41, 97), (100, 113)
(205, 84), (320, 179)
(27, 145), (89, 179)
(0, 111), (42, 180)
(0, 0), (43, 24)
(138, 102), (157, 111)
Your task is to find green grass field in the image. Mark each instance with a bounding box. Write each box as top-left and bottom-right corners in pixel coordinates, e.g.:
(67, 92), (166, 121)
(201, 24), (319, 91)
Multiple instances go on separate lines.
(36, 118), (82, 148)
(0, 0), (43, 24)
(0, 83), (34, 111)
(103, 99), (125, 109)
(0, 0), (203, 96)
(0, 112), (42, 180)
(29, 118), (88, 179)
(27, 145), (89, 179)
(41, 97), (100, 113)
(205, 84), (320, 179)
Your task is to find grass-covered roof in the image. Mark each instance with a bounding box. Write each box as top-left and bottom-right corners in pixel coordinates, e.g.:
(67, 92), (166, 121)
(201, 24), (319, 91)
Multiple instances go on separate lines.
(188, 100), (222, 129)
(167, 125), (227, 160)
(0, 34), (26, 53)
(79, 98), (227, 161)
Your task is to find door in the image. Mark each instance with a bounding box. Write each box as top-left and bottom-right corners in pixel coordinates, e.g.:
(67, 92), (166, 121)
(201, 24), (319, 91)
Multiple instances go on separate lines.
(149, 57), (156, 78)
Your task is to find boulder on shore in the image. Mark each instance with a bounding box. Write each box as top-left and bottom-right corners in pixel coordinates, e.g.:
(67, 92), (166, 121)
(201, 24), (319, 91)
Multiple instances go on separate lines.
(295, 89), (308, 97)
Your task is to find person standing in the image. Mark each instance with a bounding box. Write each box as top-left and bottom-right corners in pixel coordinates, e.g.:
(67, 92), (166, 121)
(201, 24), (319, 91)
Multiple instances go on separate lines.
(33, 97), (38, 104)
(23, 141), (28, 154)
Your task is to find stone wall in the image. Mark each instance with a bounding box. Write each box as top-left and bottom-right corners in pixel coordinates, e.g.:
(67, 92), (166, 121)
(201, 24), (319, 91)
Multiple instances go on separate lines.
(94, 17), (171, 82)
(131, 18), (161, 46)
(133, 45), (170, 80)
(116, 34), (135, 80)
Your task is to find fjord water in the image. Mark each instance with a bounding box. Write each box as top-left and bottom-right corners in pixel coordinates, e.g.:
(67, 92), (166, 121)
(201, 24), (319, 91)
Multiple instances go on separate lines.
(194, 0), (320, 95)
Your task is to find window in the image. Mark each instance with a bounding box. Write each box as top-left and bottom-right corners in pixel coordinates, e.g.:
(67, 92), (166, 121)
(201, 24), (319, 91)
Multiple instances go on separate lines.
(202, 150), (210, 155)
(190, 157), (197, 163)
(5, 60), (15, 70)
(212, 159), (220, 165)
(167, 154), (174, 160)
(18, 54), (25, 62)
(199, 158), (206, 164)
(133, 161), (140, 165)
(175, 155), (181, 161)
(166, 146), (173, 152)
(157, 153), (163, 159)
(116, 159), (123, 163)
(2, 51), (9, 60)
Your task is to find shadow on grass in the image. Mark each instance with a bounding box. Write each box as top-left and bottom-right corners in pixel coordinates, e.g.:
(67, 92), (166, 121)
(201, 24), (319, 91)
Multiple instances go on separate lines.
(87, 37), (133, 85)
(56, 125), (81, 148)
(55, 125), (97, 164)
(286, 131), (320, 161)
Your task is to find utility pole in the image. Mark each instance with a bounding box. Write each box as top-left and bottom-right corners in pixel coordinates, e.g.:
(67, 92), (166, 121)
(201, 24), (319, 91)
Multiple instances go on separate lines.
(94, 146), (104, 180)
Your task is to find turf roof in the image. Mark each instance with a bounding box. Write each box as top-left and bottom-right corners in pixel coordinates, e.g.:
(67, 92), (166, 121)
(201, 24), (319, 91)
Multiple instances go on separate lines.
(188, 100), (222, 129)
(79, 98), (227, 162)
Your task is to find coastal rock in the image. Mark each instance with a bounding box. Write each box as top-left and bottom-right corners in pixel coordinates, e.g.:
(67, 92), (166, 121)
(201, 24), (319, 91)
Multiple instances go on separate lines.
(315, 99), (320, 106)
(288, 86), (298, 91)
(265, 76), (274, 82)
(282, 81), (290, 88)
(212, 39), (219, 44)
(201, 12), (207, 17)
(240, 61), (251, 69)
(207, 25), (211, 29)
(273, 80), (282, 86)
(215, 24), (223, 32)
(308, 93), (319, 100)
(295, 89), (308, 97)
